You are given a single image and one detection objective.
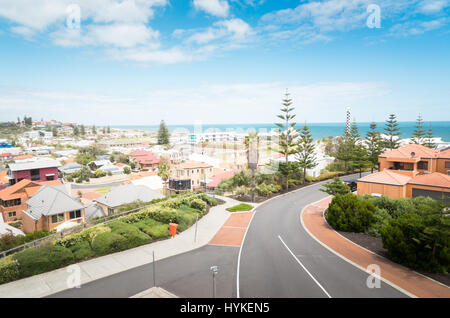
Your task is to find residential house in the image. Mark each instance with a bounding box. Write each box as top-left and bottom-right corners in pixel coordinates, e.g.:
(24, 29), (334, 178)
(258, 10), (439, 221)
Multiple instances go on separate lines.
(168, 161), (214, 193)
(6, 159), (61, 185)
(88, 160), (112, 171)
(22, 185), (85, 233)
(129, 150), (160, 171)
(357, 144), (450, 202)
(59, 162), (83, 175)
(94, 183), (164, 216)
(0, 179), (62, 225)
(0, 153), (14, 163)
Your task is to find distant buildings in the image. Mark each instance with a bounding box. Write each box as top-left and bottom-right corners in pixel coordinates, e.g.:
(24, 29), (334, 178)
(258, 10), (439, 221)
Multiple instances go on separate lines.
(168, 161), (214, 193)
(129, 150), (160, 171)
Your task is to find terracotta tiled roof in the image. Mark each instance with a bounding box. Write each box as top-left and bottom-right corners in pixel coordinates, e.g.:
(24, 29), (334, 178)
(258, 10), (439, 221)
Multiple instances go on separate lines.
(0, 153), (12, 157)
(0, 179), (35, 200)
(0, 171), (8, 184)
(408, 173), (450, 189)
(358, 170), (411, 186)
(439, 148), (450, 158)
(207, 170), (239, 188)
(14, 154), (34, 160)
(380, 144), (438, 159)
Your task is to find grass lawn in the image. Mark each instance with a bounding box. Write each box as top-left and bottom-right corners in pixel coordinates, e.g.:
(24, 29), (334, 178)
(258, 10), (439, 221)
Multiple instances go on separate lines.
(226, 203), (254, 212)
(94, 187), (111, 194)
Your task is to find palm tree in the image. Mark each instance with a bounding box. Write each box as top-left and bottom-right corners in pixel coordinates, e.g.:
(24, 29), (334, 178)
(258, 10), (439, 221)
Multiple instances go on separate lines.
(245, 132), (259, 202)
(158, 163), (171, 195)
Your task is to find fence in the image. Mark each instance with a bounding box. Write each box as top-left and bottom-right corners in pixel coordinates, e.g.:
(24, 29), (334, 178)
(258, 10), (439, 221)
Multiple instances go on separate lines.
(0, 191), (202, 258)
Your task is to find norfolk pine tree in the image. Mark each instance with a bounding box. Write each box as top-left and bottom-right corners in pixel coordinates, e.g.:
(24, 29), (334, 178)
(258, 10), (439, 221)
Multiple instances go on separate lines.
(411, 114), (427, 145)
(296, 124), (317, 184)
(365, 122), (384, 173)
(384, 114), (401, 150)
(157, 120), (170, 145)
(275, 90), (299, 190)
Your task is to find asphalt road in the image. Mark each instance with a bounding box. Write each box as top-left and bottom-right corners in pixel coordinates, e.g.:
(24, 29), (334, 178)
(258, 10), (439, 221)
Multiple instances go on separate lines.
(238, 174), (407, 298)
(49, 245), (239, 298)
(50, 173), (407, 298)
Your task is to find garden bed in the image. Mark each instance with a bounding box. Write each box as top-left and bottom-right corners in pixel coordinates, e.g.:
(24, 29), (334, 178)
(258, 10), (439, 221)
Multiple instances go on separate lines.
(338, 231), (450, 287)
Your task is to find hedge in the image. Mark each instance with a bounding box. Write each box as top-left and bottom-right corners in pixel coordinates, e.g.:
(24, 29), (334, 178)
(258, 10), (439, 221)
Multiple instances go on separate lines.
(0, 256), (20, 284)
(133, 219), (170, 239)
(91, 232), (129, 256)
(106, 221), (152, 249)
(227, 203), (254, 212)
(14, 245), (74, 278)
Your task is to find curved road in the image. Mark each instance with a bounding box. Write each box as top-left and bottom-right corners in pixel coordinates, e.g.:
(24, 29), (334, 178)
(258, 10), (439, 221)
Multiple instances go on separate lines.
(51, 174), (408, 298)
(238, 174), (407, 298)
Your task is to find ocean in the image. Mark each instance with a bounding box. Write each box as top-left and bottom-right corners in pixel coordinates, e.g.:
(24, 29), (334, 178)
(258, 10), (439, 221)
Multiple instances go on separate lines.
(112, 121), (450, 142)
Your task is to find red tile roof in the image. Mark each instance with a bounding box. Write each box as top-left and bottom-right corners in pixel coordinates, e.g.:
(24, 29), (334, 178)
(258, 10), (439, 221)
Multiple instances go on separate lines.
(14, 154), (34, 160)
(358, 170), (412, 186)
(380, 144), (438, 160)
(206, 170), (239, 188)
(130, 150), (160, 165)
(0, 153), (13, 157)
(408, 173), (450, 189)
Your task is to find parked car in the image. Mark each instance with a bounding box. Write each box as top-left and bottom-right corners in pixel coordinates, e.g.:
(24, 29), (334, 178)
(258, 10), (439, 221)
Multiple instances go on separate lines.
(345, 181), (357, 192)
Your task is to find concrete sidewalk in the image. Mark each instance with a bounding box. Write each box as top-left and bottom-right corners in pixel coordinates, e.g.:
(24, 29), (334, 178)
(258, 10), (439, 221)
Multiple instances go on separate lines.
(301, 197), (450, 298)
(0, 196), (248, 298)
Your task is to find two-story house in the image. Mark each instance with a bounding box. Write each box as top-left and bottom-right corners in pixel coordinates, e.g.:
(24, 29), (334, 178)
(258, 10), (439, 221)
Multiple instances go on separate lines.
(168, 161), (214, 193)
(357, 144), (450, 202)
(0, 179), (62, 225)
(129, 150), (160, 171)
(6, 159), (61, 185)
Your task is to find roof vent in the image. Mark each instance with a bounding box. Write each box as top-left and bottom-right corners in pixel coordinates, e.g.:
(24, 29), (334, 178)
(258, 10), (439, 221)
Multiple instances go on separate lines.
(411, 152), (416, 157)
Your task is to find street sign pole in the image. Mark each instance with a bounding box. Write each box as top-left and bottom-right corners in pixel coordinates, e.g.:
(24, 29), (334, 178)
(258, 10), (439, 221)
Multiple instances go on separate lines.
(153, 251), (156, 287)
(194, 214), (198, 243)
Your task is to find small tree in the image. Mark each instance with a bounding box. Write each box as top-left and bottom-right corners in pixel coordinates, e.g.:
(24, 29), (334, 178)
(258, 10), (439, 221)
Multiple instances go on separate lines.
(296, 124), (317, 184)
(365, 122), (383, 173)
(92, 125), (97, 135)
(320, 177), (350, 196)
(157, 120), (170, 145)
(423, 123), (436, 149)
(73, 126), (79, 136)
(275, 90), (299, 190)
(52, 127), (58, 137)
(352, 143), (370, 177)
(80, 125), (86, 136)
(384, 114), (401, 150)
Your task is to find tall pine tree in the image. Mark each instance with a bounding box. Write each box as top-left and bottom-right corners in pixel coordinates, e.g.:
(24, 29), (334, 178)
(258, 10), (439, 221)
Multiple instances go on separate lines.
(157, 120), (170, 145)
(423, 123), (436, 149)
(365, 122), (383, 173)
(411, 114), (427, 145)
(296, 124), (317, 184)
(384, 114), (401, 150)
(275, 90), (299, 190)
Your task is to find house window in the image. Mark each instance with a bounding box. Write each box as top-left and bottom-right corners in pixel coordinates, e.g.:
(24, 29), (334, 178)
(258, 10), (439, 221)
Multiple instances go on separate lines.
(51, 213), (65, 224)
(46, 174), (55, 181)
(418, 161), (428, 170)
(108, 207), (115, 215)
(445, 161), (450, 169)
(69, 210), (82, 219)
(30, 169), (40, 181)
(8, 212), (16, 218)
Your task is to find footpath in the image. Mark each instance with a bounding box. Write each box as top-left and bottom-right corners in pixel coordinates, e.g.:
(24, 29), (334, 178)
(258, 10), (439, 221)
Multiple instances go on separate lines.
(301, 197), (450, 298)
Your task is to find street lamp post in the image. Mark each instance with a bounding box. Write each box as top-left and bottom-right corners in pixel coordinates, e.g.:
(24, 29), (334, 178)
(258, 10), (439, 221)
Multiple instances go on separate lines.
(248, 137), (259, 203)
(210, 266), (219, 298)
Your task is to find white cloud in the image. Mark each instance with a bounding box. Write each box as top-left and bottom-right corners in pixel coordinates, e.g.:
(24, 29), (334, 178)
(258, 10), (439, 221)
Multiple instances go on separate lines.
(417, 0), (449, 14)
(192, 0), (230, 17)
(389, 18), (448, 36)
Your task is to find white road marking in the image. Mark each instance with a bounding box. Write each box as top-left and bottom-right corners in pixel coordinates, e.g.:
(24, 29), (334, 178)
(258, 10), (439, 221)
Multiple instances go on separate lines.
(236, 212), (256, 298)
(278, 235), (332, 298)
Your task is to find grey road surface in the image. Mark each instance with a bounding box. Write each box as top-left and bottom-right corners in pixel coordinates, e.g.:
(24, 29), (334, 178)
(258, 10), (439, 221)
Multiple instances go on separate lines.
(238, 174), (407, 298)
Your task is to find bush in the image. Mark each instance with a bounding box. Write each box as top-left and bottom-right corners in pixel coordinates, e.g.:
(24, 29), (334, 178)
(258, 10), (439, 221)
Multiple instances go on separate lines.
(0, 255), (20, 285)
(325, 194), (375, 232)
(190, 199), (206, 212)
(367, 208), (392, 237)
(91, 232), (128, 256)
(380, 202), (449, 273)
(69, 241), (95, 261)
(320, 177), (350, 196)
(133, 219), (170, 239)
(227, 203), (254, 212)
(14, 245), (74, 278)
(123, 167), (131, 174)
(55, 225), (110, 249)
(107, 221), (152, 249)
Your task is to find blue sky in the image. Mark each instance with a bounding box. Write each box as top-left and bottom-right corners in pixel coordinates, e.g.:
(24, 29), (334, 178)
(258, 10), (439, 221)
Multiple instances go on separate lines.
(0, 0), (449, 126)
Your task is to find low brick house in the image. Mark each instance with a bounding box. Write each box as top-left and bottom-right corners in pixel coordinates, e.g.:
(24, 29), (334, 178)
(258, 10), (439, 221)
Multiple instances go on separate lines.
(22, 185), (85, 233)
(7, 159), (61, 185)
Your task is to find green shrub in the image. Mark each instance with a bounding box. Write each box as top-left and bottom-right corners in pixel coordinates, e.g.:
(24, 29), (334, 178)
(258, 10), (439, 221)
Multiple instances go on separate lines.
(91, 232), (128, 256)
(133, 220), (170, 239)
(69, 241), (95, 261)
(0, 255), (20, 285)
(14, 246), (74, 278)
(367, 208), (392, 237)
(55, 225), (110, 249)
(325, 194), (375, 232)
(256, 183), (272, 196)
(227, 203), (254, 212)
(365, 195), (415, 218)
(380, 203), (449, 273)
(107, 221), (152, 249)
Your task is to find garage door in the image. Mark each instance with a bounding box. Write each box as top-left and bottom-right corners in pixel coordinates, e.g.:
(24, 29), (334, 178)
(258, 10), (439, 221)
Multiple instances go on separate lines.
(412, 188), (450, 203)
